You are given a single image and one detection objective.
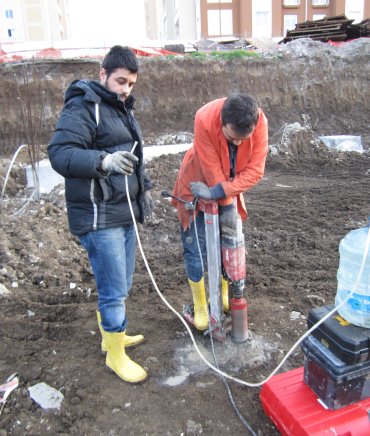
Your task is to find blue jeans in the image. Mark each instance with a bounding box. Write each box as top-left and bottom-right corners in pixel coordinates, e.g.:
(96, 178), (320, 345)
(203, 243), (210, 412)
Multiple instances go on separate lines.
(181, 212), (207, 282)
(79, 226), (136, 332)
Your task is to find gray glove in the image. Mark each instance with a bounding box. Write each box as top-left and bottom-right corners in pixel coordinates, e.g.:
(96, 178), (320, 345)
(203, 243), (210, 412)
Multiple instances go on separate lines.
(143, 191), (154, 218)
(190, 181), (213, 200)
(101, 151), (138, 175)
(219, 204), (239, 235)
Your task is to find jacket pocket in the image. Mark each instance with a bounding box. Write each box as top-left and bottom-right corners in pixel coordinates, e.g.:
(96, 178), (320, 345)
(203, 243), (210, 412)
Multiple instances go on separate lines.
(109, 173), (139, 202)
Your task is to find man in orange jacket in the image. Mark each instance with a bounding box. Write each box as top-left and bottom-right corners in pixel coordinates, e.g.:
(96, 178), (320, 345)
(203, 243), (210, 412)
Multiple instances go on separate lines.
(171, 93), (268, 331)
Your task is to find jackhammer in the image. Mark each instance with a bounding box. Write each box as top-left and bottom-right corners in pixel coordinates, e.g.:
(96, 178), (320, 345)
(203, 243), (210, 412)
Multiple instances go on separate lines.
(162, 191), (248, 343)
(221, 211), (248, 343)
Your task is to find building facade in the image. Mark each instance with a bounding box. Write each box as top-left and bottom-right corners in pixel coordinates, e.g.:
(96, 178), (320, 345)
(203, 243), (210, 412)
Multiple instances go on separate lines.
(144, 0), (201, 41)
(199, 0), (369, 39)
(0, 0), (69, 45)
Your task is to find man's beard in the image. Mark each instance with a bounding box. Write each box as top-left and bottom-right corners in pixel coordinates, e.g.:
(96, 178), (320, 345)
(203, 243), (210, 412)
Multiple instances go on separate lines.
(105, 79), (127, 101)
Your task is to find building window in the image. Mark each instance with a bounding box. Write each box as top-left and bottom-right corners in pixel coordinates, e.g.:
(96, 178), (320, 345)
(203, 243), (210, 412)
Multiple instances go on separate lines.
(255, 11), (269, 28)
(252, 0), (272, 38)
(346, 0), (364, 23)
(312, 0), (329, 7)
(312, 14), (326, 20)
(5, 9), (14, 19)
(283, 0), (300, 7)
(207, 0), (232, 3)
(283, 14), (297, 36)
(7, 28), (15, 37)
(207, 9), (233, 36)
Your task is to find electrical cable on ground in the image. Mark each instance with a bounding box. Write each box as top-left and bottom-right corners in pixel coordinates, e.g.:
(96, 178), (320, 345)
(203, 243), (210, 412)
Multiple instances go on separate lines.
(1, 143), (29, 199)
(125, 174), (370, 391)
(125, 143), (370, 395)
(207, 302), (257, 436)
(1, 143), (37, 216)
(192, 203), (257, 435)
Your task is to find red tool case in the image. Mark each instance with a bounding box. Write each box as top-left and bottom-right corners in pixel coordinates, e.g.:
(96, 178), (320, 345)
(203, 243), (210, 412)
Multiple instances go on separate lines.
(260, 367), (370, 435)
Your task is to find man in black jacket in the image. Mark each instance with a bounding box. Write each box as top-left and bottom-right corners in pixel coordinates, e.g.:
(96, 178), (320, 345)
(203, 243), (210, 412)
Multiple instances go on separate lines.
(48, 45), (153, 383)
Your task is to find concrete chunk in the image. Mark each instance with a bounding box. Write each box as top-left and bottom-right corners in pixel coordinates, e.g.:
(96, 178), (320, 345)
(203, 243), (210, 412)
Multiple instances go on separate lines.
(28, 382), (64, 410)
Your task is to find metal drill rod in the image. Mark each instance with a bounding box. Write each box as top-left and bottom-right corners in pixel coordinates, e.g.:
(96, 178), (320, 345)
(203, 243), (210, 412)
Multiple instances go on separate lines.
(161, 190), (195, 210)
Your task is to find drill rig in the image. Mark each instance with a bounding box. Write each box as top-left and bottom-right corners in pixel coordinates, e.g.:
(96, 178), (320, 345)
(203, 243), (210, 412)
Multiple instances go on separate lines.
(162, 191), (248, 343)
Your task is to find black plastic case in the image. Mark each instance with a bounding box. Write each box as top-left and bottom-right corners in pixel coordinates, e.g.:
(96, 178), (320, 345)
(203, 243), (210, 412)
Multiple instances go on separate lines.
(307, 304), (370, 364)
(301, 335), (370, 410)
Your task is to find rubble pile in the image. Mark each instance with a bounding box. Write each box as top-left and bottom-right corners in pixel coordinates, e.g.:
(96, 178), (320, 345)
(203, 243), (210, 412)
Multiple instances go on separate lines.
(281, 14), (370, 44)
(194, 38), (256, 52)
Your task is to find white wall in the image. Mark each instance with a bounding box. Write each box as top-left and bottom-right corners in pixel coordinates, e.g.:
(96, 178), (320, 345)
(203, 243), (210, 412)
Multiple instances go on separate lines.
(345, 0), (364, 23)
(252, 0), (272, 38)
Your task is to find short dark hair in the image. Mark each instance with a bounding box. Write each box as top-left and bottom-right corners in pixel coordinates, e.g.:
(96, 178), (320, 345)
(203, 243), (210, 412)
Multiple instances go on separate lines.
(221, 93), (259, 136)
(101, 45), (139, 77)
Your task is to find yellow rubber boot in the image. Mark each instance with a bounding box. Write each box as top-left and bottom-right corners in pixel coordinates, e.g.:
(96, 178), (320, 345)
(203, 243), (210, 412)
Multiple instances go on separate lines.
(104, 331), (148, 383)
(96, 310), (144, 352)
(221, 277), (230, 313)
(189, 278), (209, 331)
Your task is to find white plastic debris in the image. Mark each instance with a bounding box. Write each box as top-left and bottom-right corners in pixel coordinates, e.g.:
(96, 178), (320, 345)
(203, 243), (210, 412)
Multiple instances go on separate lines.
(319, 135), (363, 153)
(0, 284), (10, 296)
(0, 375), (19, 414)
(28, 382), (64, 410)
(25, 159), (64, 194)
(143, 143), (192, 161)
(336, 140), (363, 153)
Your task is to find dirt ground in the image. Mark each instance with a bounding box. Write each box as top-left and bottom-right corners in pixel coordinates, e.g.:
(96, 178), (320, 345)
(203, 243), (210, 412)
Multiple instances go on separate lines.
(1, 136), (369, 435)
(1, 40), (370, 436)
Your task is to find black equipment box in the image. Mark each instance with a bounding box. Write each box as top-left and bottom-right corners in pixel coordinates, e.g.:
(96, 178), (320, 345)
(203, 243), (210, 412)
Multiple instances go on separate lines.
(307, 304), (370, 365)
(301, 335), (370, 410)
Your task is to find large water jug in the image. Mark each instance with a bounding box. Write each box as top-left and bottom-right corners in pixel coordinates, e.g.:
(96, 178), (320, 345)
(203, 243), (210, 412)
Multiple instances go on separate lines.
(335, 219), (370, 328)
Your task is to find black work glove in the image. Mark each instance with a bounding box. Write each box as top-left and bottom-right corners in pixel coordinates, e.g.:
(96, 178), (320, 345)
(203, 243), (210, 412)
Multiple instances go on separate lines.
(101, 151), (138, 175)
(143, 191), (155, 218)
(190, 181), (213, 200)
(219, 204), (239, 235)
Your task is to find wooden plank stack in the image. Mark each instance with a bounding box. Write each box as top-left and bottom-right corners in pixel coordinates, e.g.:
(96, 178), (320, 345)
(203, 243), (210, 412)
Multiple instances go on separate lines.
(281, 14), (370, 43)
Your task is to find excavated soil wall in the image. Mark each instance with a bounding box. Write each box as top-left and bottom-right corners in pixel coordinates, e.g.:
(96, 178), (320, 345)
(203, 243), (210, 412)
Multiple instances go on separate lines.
(0, 39), (369, 156)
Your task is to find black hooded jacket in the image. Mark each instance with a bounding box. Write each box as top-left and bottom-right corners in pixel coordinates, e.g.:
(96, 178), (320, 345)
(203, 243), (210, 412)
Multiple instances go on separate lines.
(48, 80), (152, 236)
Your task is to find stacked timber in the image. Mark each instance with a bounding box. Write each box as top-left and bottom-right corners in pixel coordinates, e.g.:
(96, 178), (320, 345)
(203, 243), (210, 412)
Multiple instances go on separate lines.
(281, 15), (370, 43)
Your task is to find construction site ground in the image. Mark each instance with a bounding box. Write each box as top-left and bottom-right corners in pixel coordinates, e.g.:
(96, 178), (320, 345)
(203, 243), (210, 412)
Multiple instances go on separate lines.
(0, 38), (370, 435)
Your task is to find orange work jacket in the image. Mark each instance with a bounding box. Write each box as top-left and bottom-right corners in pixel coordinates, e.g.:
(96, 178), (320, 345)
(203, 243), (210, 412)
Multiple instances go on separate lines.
(172, 97), (268, 230)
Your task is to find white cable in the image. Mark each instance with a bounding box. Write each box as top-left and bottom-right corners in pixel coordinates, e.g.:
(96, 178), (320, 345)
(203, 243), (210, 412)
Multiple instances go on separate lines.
(1, 143), (28, 199)
(126, 146), (370, 387)
(1, 143), (37, 217)
(9, 190), (36, 217)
